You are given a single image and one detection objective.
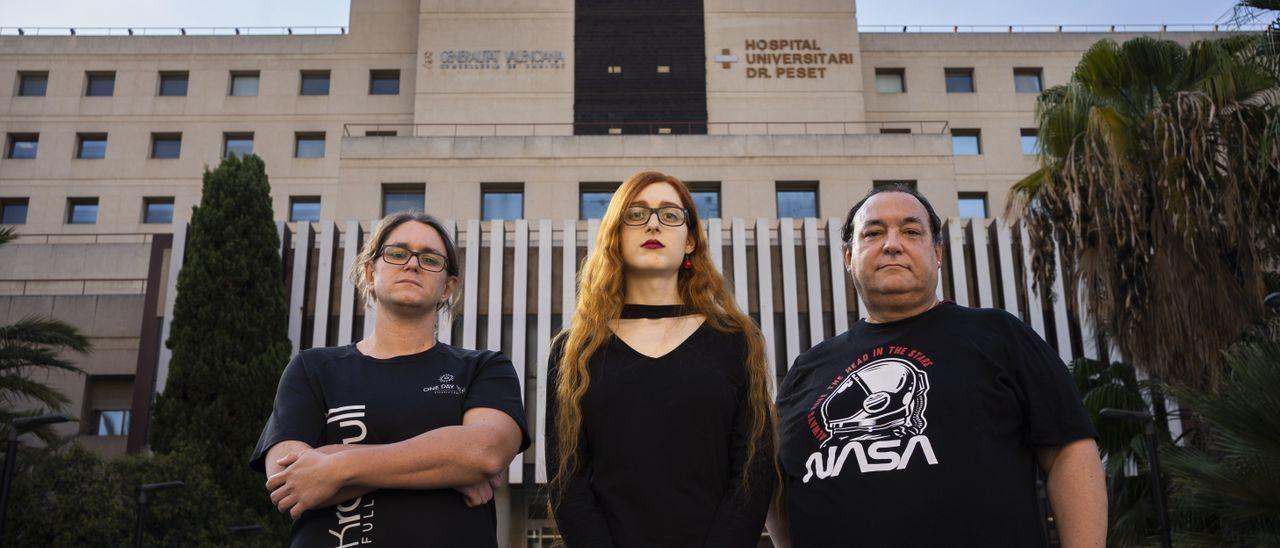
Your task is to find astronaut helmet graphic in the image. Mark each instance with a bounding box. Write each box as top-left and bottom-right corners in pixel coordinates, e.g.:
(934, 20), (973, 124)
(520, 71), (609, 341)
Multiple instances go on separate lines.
(820, 357), (929, 443)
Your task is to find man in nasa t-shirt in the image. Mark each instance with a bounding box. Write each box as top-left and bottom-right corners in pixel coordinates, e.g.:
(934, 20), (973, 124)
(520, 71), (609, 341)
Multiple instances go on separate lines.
(769, 186), (1106, 548)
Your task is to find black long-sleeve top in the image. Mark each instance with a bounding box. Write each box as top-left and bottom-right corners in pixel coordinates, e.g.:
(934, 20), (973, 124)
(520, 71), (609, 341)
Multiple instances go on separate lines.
(546, 323), (775, 548)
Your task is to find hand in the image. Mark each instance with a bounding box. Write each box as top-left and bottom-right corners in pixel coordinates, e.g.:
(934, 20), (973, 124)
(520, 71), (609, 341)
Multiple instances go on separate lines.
(266, 449), (345, 519)
(454, 474), (504, 507)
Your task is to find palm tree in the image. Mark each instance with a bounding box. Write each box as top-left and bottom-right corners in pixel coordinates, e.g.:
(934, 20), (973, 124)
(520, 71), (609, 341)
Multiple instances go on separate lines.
(0, 227), (90, 443)
(1009, 35), (1280, 392)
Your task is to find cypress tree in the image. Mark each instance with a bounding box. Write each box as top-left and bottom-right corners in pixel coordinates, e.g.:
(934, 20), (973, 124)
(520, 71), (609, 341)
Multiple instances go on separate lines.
(150, 154), (291, 533)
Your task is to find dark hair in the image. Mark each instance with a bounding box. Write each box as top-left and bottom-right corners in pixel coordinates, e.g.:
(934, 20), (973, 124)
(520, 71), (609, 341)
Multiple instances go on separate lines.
(348, 211), (461, 309)
(840, 184), (943, 246)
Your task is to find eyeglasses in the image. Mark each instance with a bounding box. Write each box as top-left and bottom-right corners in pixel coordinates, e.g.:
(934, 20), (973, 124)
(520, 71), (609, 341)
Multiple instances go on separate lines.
(379, 245), (448, 272)
(622, 206), (688, 227)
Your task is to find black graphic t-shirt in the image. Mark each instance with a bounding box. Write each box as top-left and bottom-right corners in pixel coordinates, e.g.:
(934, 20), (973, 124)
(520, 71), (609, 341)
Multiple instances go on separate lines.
(249, 343), (531, 548)
(547, 325), (775, 548)
(776, 303), (1096, 548)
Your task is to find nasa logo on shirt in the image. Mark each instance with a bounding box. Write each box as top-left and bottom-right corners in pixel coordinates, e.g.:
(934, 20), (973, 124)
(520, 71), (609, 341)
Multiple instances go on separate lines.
(802, 346), (941, 482)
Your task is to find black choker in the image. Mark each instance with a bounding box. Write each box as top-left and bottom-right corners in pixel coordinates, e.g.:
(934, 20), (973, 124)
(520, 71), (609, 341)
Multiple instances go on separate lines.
(620, 304), (691, 319)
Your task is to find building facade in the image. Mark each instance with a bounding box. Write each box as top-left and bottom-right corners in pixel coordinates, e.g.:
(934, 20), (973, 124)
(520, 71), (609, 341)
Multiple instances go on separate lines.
(0, 0), (1227, 545)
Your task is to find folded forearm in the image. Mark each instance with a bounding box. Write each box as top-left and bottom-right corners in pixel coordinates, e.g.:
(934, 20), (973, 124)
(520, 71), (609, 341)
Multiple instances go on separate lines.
(330, 425), (501, 490)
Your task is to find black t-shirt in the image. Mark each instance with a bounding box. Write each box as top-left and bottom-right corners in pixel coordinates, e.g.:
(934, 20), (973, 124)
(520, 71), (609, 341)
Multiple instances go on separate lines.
(547, 324), (775, 548)
(249, 342), (531, 548)
(776, 303), (1096, 548)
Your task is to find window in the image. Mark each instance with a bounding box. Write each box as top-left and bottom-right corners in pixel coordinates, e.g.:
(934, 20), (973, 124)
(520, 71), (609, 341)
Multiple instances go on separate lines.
(951, 129), (982, 155)
(150, 133), (182, 159)
(67, 198), (99, 224)
(776, 182), (818, 218)
(94, 410), (130, 436)
(880, 128), (911, 135)
(687, 182), (721, 219)
(365, 130), (397, 137)
(1014, 68), (1043, 93)
(1, 198), (29, 225)
(300, 70), (330, 96)
(76, 133), (108, 159)
(579, 183), (620, 220)
(143, 197), (174, 224)
(369, 70), (400, 95)
(481, 184), (524, 221)
(6, 133), (38, 159)
(85, 72), (115, 96)
(158, 71), (188, 96)
(223, 133), (254, 157)
(873, 180), (919, 191)
(294, 133), (326, 158)
(957, 192), (988, 219)
(289, 196), (321, 222)
(874, 68), (905, 93)
(382, 184), (424, 215)
(229, 71), (260, 96)
(944, 68), (975, 93)
(657, 65), (670, 74)
(1021, 128), (1040, 155)
(18, 71), (48, 97)
(607, 65), (622, 74)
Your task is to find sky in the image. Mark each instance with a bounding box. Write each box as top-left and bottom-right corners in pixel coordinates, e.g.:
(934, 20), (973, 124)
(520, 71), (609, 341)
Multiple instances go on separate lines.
(0, 0), (1250, 30)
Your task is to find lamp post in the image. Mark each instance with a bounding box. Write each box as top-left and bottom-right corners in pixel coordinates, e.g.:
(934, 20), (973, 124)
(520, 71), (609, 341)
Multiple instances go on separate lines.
(0, 414), (70, 543)
(134, 480), (184, 548)
(1100, 408), (1171, 548)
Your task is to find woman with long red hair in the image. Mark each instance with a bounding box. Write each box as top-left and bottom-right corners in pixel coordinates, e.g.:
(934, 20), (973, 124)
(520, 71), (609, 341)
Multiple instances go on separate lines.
(547, 171), (777, 547)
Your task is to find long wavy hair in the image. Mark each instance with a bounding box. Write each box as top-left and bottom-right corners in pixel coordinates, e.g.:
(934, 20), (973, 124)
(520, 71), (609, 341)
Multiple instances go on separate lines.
(550, 171), (778, 504)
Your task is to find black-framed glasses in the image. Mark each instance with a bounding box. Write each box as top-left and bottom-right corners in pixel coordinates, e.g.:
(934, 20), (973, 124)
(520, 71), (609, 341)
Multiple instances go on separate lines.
(622, 206), (688, 227)
(380, 245), (448, 272)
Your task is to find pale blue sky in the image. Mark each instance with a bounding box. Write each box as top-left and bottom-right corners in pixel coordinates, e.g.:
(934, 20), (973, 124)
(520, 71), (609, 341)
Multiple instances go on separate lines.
(0, 0), (1249, 29)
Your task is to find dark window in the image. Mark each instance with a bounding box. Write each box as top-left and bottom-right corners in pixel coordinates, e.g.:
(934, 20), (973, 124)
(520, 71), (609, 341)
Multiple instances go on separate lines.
(150, 133), (182, 159)
(945, 68), (975, 93)
(382, 184), (424, 215)
(369, 70), (400, 95)
(294, 133), (326, 158)
(289, 196), (321, 222)
(481, 184), (524, 221)
(776, 182), (818, 218)
(67, 198), (99, 224)
(1, 198), (29, 224)
(880, 128), (911, 134)
(85, 72), (115, 96)
(875, 68), (905, 93)
(1014, 68), (1043, 93)
(229, 71), (259, 96)
(223, 133), (254, 157)
(873, 180), (919, 191)
(687, 182), (721, 219)
(579, 182), (620, 220)
(18, 71), (48, 97)
(143, 197), (174, 224)
(365, 130), (397, 137)
(158, 71), (188, 96)
(951, 129), (982, 155)
(957, 192), (988, 219)
(6, 133), (38, 159)
(76, 133), (108, 159)
(1021, 128), (1040, 155)
(300, 70), (330, 96)
(94, 410), (130, 436)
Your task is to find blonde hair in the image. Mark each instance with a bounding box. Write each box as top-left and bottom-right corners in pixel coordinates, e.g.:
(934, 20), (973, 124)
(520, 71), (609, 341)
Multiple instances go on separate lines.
(550, 171), (779, 504)
(347, 212), (460, 311)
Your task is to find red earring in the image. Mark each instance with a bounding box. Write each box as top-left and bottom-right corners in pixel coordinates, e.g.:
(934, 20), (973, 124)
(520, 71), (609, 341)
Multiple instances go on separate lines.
(682, 255), (693, 269)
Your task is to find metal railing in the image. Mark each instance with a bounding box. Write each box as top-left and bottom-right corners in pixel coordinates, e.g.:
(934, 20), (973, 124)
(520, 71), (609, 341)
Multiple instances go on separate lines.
(0, 26), (347, 37)
(342, 120), (951, 138)
(857, 23), (1266, 33)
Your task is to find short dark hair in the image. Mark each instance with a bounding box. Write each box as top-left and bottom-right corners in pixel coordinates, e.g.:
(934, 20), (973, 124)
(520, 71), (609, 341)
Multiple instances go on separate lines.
(840, 184), (943, 246)
(349, 211), (461, 309)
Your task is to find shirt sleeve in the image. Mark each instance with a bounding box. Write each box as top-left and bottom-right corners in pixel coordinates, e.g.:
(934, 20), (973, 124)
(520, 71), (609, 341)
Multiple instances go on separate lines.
(462, 351), (532, 453)
(248, 352), (325, 472)
(545, 337), (617, 548)
(703, 342), (776, 547)
(1001, 313), (1098, 447)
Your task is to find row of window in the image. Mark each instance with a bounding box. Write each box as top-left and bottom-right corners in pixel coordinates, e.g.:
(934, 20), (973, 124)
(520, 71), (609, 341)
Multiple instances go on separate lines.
(4, 131), (328, 160)
(874, 66), (1044, 94)
(947, 127), (1040, 156)
(12, 69), (401, 98)
(0, 184), (991, 226)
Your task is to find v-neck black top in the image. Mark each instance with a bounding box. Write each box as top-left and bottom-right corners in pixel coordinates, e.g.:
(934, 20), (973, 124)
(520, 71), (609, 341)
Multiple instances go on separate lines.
(547, 323), (774, 548)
